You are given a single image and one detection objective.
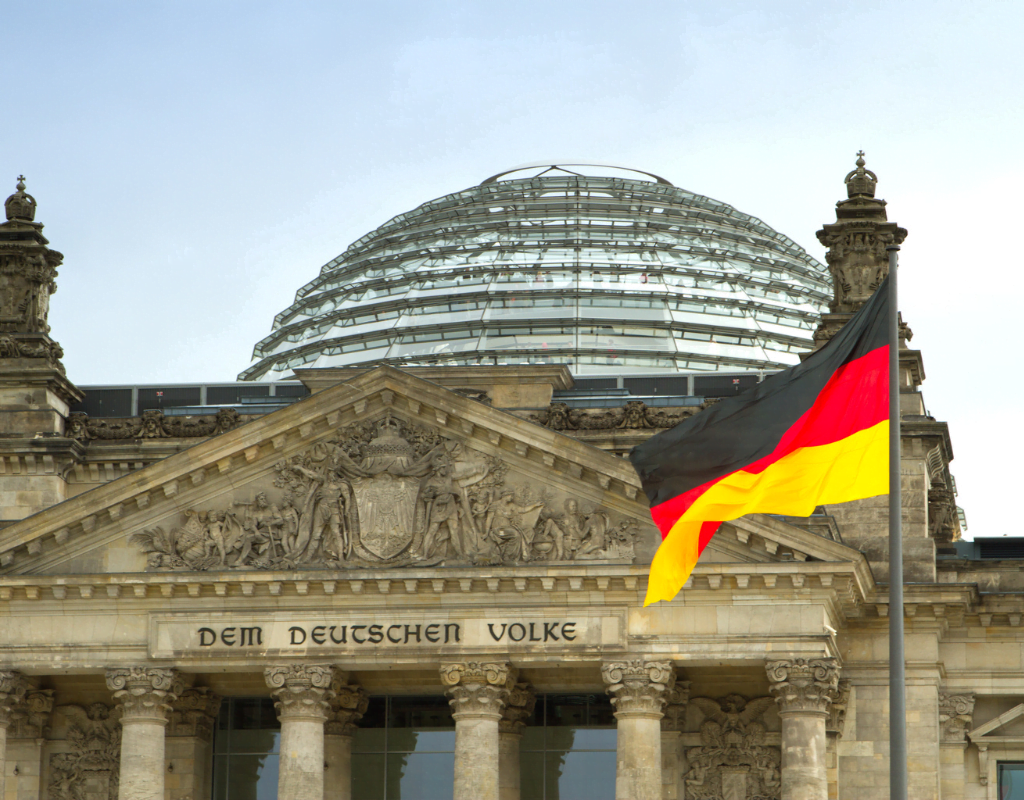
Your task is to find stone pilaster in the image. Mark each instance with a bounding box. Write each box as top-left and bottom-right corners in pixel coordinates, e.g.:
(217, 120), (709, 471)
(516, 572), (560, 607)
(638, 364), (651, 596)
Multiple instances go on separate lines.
(6, 686), (53, 800)
(602, 660), (674, 800)
(498, 683), (535, 800)
(766, 658), (839, 800)
(824, 680), (849, 800)
(324, 673), (368, 800)
(265, 664), (335, 800)
(938, 691), (974, 800)
(166, 688), (221, 800)
(659, 680), (689, 800)
(0, 671), (30, 800)
(441, 662), (516, 800)
(106, 667), (183, 800)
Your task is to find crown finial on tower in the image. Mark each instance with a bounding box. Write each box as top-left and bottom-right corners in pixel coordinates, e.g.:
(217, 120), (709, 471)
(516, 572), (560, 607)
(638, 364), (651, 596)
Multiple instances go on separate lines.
(5, 176), (36, 222)
(845, 151), (876, 198)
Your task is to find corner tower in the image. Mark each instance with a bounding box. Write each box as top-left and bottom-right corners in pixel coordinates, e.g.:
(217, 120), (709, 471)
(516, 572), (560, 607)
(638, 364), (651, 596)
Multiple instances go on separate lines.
(0, 177), (83, 521)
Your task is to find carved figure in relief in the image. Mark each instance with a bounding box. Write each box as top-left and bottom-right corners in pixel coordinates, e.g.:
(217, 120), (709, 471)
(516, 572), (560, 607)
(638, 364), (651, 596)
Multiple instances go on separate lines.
(49, 704), (121, 800)
(685, 694), (780, 800)
(132, 411), (643, 571)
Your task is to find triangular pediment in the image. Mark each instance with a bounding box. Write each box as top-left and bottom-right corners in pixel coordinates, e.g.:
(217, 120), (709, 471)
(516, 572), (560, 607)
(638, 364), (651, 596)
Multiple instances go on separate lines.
(700, 514), (864, 566)
(0, 367), (659, 576)
(970, 703), (1024, 743)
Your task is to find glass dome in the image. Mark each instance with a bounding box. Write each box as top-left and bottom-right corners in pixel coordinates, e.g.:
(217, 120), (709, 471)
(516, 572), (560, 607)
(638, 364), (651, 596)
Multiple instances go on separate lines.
(240, 164), (831, 380)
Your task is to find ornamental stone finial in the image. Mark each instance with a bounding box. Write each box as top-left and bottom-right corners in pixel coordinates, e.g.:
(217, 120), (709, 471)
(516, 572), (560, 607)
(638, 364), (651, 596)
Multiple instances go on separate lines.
(106, 667), (184, 724)
(5, 176), (35, 222)
(265, 664), (335, 723)
(810, 153), (908, 347)
(602, 660), (675, 718)
(765, 658), (840, 715)
(441, 662), (516, 719)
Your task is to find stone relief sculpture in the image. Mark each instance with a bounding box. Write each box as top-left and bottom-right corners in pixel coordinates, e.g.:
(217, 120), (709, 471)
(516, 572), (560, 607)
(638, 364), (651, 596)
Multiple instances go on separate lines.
(530, 399), (716, 432)
(49, 703), (121, 800)
(131, 412), (640, 571)
(67, 408), (244, 442)
(685, 694), (781, 800)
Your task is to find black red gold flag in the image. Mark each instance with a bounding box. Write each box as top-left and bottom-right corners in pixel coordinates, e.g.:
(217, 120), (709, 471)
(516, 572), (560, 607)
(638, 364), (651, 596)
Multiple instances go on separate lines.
(630, 277), (891, 605)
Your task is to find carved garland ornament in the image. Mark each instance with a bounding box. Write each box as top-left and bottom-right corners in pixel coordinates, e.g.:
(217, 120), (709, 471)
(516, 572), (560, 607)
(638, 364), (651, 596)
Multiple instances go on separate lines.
(68, 408), (244, 442)
(531, 399), (715, 432)
(131, 412), (640, 572)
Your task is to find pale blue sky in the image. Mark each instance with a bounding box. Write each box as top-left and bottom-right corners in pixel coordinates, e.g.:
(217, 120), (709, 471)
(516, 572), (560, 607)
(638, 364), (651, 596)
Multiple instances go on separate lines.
(3, 1), (1022, 538)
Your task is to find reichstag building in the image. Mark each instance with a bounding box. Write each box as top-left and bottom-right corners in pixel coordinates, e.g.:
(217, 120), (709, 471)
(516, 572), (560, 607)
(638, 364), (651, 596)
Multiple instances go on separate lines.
(0, 160), (1016, 800)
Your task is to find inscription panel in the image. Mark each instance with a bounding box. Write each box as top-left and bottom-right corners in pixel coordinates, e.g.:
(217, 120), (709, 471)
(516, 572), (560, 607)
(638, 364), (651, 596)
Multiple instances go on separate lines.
(150, 608), (626, 658)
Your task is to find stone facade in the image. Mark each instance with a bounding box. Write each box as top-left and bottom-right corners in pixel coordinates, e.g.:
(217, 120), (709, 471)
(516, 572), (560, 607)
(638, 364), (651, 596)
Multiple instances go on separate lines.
(0, 164), (1013, 800)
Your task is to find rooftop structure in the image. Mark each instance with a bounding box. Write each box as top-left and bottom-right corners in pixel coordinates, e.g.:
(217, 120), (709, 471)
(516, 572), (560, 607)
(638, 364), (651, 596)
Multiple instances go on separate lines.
(241, 163), (831, 380)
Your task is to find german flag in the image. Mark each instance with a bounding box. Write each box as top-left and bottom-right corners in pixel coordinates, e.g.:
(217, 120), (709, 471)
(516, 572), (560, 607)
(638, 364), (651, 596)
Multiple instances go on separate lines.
(630, 277), (891, 605)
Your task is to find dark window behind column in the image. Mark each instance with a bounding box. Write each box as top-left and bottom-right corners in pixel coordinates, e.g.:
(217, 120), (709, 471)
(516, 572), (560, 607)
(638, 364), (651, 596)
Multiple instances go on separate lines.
(212, 698), (280, 800)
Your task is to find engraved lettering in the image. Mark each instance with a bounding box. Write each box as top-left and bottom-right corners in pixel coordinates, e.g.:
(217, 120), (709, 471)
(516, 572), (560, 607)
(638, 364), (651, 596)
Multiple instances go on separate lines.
(352, 625), (367, 644)
(529, 622), (541, 642)
(425, 623), (440, 643)
(289, 626), (307, 645)
(387, 625), (402, 643)
(329, 625), (347, 644)
(198, 627), (216, 646)
(509, 623), (526, 642)
(543, 622), (560, 641)
(444, 623), (460, 643)
(311, 625), (327, 645)
(240, 627), (263, 646)
(368, 624), (384, 644)
(404, 625), (421, 644)
(221, 627), (236, 646)
(488, 624), (507, 642)
(562, 622), (577, 641)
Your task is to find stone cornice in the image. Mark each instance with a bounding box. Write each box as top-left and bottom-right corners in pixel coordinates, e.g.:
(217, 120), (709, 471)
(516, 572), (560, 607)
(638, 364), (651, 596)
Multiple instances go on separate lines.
(0, 366), (643, 574)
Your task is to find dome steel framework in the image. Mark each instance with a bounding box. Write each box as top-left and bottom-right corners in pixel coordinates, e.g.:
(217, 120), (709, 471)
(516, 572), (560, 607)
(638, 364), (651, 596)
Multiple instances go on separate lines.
(240, 165), (831, 381)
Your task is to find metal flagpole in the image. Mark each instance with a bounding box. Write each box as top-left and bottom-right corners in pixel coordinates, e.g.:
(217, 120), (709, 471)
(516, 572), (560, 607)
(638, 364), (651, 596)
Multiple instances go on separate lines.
(887, 244), (908, 800)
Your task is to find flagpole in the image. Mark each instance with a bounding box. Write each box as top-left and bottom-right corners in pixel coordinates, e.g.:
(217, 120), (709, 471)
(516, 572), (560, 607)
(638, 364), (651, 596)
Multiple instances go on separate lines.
(887, 244), (907, 800)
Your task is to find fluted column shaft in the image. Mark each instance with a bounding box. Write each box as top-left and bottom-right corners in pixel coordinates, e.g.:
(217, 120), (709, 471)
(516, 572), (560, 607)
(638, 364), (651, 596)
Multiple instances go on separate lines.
(266, 665), (335, 800)
(766, 658), (840, 800)
(602, 661), (674, 800)
(324, 676), (368, 800)
(0, 671), (29, 800)
(107, 667), (183, 800)
(442, 662), (515, 800)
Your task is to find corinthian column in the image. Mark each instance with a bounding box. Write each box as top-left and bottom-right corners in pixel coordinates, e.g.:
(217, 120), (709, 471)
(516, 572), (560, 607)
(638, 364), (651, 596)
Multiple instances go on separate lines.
(766, 658), (840, 800)
(265, 664), (335, 800)
(602, 660), (674, 800)
(498, 683), (535, 800)
(441, 662), (516, 800)
(0, 671), (29, 800)
(324, 673), (368, 800)
(106, 667), (183, 800)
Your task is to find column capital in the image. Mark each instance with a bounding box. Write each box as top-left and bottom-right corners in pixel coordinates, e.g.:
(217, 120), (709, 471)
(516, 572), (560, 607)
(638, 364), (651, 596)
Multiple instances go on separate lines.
(265, 664), (335, 723)
(939, 691), (975, 744)
(765, 657), (840, 716)
(106, 667), (183, 724)
(441, 662), (517, 720)
(168, 687), (222, 740)
(326, 674), (368, 737)
(602, 660), (675, 719)
(499, 683), (536, 735)
(0, 671), (30, 727)
(660, 680), (690, 732)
